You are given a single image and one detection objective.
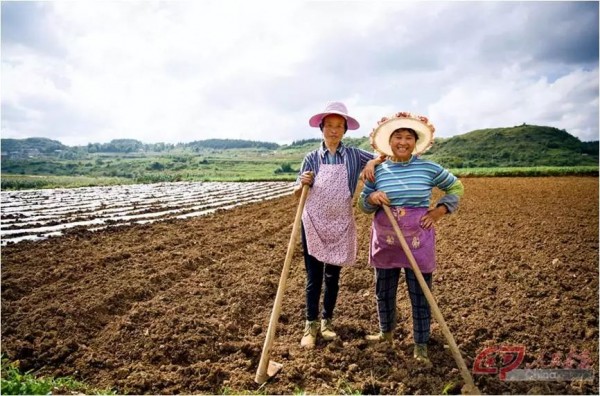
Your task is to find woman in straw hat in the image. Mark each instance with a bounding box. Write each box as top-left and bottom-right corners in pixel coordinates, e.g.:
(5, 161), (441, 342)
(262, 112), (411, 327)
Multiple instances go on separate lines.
(358, 111), (464, 365)
(294, 101), (385, 349)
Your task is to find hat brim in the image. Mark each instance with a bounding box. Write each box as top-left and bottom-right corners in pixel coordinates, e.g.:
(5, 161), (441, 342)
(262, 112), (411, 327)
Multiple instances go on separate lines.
(370, 115), (434, 157)
(309, 111), (360, 130)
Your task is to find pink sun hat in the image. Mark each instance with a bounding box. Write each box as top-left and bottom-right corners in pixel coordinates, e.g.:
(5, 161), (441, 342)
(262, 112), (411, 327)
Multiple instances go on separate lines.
(308, 101), (360, 130)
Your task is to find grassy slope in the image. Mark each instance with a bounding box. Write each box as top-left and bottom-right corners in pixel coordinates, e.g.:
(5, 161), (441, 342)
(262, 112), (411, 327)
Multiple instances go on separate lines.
(1, 126), (597, 190)
(420, 124), (598, 167)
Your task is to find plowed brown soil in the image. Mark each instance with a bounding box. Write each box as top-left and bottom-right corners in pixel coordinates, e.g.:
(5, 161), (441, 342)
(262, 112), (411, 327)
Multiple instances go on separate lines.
(2, 177), (598, 395)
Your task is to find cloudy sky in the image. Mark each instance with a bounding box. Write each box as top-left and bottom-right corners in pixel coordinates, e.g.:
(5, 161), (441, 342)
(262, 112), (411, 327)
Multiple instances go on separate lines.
(2, 1), (598, 146)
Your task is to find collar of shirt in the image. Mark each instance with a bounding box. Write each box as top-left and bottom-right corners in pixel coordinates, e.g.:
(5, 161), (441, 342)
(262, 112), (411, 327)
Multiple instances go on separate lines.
(387, 155), (416, 166)
(318, 141), (346, 163)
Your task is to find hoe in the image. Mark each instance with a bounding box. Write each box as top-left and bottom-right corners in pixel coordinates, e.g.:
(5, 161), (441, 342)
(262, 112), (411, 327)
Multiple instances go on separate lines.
(381, 205), (481, 395)
(255, 185), (309, 384)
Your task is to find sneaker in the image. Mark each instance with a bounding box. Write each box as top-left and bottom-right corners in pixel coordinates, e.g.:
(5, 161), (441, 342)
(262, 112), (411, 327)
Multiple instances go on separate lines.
(413, 343), (432, 366)
(365, 331), (393, 343)
(320, 319), (337, 341)
(300, 320), (318, 349)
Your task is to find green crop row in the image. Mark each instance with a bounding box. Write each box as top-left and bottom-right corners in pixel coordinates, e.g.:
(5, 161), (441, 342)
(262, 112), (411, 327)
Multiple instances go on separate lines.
(450, 166), (598, 177)
(1, 356), (114, 395)
(0, 175), (133, 190)
(1, 165), (597, 191)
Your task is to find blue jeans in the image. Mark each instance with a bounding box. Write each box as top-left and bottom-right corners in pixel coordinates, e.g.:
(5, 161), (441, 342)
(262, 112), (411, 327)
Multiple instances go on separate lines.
(301, 223), (342, 321)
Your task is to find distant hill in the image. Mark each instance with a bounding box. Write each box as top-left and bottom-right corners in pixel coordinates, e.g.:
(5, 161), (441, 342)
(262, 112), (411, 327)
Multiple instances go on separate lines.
(187, 139), (278, 151)
(1, 137), (68, 155)
(1, 125), (598, 168)
(281, 125), (598, 167)
(86, 138), (280, 153)
(420, 124), (598, 167)
(1, 138), (280, 157)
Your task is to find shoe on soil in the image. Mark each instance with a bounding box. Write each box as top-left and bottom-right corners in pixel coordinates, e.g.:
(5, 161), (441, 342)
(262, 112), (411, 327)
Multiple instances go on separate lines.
(365, 331), (393, 343)
(413, 343), (432, 367)
(320, 319), (337, 341)
(301, 320), (319, 349)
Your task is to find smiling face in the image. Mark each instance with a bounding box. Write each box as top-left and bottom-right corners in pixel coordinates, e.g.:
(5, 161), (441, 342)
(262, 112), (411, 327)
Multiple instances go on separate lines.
(389, 128), (418, 161)
(321, 114), (347, 149)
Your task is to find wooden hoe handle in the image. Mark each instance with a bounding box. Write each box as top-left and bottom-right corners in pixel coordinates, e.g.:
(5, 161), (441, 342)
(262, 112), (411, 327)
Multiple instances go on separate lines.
(255, 185), (309, 384)
(382, 205), (479, 394)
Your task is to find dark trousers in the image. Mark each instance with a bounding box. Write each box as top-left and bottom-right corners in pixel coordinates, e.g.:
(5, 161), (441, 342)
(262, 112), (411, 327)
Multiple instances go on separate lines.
(301, 223), (342, 321)
(375, 267), (432, 344)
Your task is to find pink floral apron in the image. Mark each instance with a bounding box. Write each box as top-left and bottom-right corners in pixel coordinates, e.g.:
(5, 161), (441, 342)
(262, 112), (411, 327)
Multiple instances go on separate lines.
(301, 162), (357, 266)
(369, 206), (436, 272)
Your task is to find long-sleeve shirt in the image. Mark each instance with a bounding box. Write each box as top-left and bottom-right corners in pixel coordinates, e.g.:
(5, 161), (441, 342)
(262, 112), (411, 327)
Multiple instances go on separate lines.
(358, 156), (464, 214)
(295, 141), (377, 196)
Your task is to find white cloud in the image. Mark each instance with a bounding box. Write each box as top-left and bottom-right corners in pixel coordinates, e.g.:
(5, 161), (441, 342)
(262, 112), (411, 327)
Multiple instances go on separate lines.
(1, 1), (598, 146)
(429, 67), (599, 141)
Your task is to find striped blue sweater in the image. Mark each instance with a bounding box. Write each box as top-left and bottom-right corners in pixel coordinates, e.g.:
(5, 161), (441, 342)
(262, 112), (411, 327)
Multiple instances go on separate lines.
(359, 156), (464, 213)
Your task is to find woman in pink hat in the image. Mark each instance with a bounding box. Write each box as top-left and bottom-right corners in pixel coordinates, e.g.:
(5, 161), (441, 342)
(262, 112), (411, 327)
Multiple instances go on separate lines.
(358, 112), (464, 366)
(294, 101), (385, 349)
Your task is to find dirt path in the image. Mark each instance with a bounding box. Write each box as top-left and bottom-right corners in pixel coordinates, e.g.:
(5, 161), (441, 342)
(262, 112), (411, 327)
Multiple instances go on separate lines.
(2, 177), (598, 394)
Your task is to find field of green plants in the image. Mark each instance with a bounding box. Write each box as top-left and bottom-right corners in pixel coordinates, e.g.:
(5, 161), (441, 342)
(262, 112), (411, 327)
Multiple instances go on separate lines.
(2, 163), (597, 191)
(1, 356), (113, 395)
(448, 166), (598, 177)
(0, 149), (303, 190)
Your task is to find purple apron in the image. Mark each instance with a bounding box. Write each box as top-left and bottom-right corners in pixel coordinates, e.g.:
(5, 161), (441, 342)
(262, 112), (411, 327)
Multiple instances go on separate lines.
(369, 206), (436, 272)
(301, 162), (357, 267)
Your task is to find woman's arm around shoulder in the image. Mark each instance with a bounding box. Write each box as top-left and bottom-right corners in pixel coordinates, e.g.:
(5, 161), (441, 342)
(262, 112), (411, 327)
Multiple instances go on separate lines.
(354, 147), (386, 183)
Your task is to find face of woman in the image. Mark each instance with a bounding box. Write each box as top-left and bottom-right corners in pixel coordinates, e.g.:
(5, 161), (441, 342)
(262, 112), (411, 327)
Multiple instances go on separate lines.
(389, 130), (416, 161)
(321, 114), (346, 148)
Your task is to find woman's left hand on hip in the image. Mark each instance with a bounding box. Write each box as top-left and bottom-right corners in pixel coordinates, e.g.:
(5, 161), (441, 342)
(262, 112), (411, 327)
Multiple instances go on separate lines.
(420, 206), (447, 229)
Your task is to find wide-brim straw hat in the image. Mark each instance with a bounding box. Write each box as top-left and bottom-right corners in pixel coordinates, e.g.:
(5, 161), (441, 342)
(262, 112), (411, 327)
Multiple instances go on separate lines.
(369, 111), (435, 156)
(309, 101), (360, 130)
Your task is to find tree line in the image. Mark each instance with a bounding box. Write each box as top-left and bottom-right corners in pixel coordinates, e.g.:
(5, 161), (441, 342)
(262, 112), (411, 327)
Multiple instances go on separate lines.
(2, 138), (281, 157)
(2, 125), (598, 168)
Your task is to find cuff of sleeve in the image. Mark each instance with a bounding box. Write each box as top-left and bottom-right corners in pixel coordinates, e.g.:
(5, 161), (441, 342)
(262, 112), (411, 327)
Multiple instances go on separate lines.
(359, 197), (378, 214)
(437, 195), (459, 213)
